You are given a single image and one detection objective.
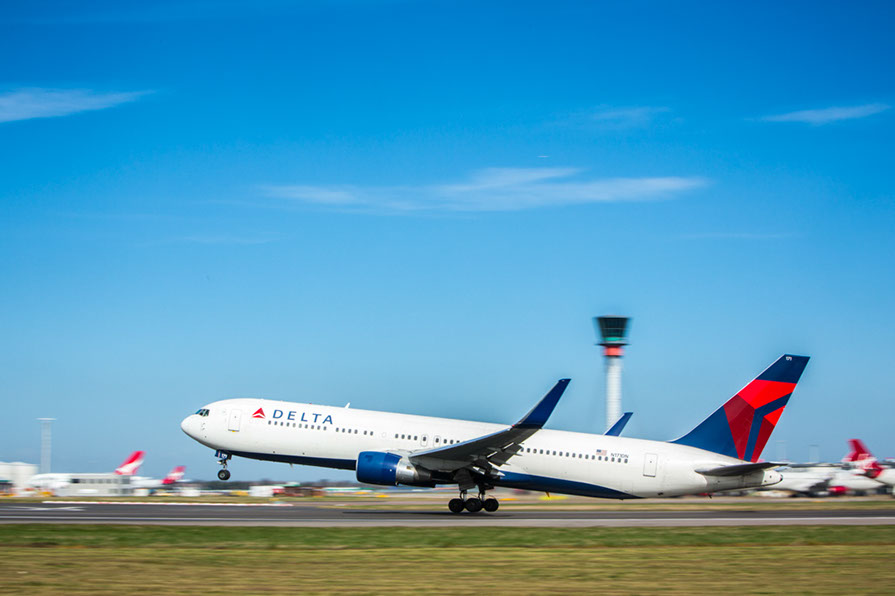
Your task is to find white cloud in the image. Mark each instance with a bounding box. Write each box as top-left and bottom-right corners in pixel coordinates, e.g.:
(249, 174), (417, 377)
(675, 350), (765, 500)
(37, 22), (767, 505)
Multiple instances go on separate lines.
(261, 167), (707, 213)
(760, 103), (890, 125)
(550, 106), (673, 131)
(589, 106), (671, 127)
(260, 185), (361, 205)
(179, 234), (277, 245)
(680, 232), (792, 240)
(0, 88), (151, 123)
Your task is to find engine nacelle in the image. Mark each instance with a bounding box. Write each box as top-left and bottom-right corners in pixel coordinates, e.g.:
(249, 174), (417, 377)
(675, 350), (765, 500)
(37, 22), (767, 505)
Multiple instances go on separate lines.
(356, 451), (433, 486)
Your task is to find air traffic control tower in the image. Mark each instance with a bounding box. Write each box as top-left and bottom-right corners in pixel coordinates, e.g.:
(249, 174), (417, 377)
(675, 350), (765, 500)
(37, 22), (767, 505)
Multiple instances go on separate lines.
(594, 316), (630, 432)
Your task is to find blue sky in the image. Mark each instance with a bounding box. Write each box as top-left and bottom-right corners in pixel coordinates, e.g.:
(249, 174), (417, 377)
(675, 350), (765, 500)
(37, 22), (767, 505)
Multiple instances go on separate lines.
(2, 1), (894, 481)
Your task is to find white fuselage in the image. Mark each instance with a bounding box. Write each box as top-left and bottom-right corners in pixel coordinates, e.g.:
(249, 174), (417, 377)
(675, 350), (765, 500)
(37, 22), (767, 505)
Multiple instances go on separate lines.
(181, 398), (782, 499)
(872, 469), (895, 488)
(830, 467), (886, 492)
(773, 465), (836, 495)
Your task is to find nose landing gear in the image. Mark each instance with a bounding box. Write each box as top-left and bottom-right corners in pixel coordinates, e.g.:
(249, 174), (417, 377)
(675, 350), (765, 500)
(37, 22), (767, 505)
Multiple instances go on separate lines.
(216, 451), (231, 481)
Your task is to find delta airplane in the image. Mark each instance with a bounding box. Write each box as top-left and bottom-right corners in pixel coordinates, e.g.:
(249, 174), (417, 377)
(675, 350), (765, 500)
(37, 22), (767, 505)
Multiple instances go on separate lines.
(181, 354), (808, 512)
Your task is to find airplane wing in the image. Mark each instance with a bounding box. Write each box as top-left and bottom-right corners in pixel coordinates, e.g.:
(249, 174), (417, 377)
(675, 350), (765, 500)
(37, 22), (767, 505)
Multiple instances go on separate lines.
(605, 412), (633, 436)
(408, 379), (570, 473)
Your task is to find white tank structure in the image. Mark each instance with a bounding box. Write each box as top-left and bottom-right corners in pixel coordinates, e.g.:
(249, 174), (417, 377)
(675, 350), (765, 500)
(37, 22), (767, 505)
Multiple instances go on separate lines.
(594, 316), (630, 432)
(0, 462), (38, 495)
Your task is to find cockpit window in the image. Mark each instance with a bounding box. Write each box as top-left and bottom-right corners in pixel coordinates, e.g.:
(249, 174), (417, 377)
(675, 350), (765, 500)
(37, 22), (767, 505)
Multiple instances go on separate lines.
(194, 408), (210, 417)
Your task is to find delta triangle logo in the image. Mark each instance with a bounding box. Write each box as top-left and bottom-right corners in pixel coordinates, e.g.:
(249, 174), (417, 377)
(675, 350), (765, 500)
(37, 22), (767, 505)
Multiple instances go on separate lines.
(252, 407), (266, 419)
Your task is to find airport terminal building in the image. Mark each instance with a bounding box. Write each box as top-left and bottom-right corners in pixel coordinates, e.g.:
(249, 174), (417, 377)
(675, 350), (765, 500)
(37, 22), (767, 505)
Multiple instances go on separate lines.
(56, 474), (137, 497)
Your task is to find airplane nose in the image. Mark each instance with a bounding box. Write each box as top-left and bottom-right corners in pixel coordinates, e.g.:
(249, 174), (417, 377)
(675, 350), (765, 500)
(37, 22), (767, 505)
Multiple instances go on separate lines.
(181, 416), (194, 437)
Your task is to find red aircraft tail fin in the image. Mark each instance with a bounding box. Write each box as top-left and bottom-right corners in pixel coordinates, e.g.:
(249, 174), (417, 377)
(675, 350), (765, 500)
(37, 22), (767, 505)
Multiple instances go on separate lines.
(114, 451), (145, 476)
(161, 466), (186, 485)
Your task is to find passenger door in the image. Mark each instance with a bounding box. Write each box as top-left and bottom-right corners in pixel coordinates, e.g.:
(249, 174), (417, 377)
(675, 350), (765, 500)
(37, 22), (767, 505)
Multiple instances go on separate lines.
(228, 409), (242, 432)
(643, 453), (658, 477)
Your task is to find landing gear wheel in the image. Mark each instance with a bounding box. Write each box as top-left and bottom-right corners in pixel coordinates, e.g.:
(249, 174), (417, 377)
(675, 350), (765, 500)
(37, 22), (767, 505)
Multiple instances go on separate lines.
(218, 469), (231, 481)
(464, 498), (483, 513)
(483, 498), (499, 512)
(448, 498), (465, 513)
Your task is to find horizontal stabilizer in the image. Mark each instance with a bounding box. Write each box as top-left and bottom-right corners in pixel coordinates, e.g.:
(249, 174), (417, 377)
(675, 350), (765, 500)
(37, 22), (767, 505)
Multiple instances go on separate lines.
(697, 461), (783, 477)
(605, 412), (632, 436)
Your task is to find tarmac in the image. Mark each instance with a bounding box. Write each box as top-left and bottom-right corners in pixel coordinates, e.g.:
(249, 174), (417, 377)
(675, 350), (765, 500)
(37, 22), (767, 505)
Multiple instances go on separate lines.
(2, 501), (895, 527)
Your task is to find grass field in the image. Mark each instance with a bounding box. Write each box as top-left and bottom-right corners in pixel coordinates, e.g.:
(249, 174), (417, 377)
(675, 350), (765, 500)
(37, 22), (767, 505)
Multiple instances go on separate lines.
(2, 525), (895, 594)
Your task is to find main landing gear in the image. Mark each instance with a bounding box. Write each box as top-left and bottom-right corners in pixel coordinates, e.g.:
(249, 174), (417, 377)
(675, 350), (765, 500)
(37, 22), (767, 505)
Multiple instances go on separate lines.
(448, 490), (499, 514)
(216, 451), (231, 481)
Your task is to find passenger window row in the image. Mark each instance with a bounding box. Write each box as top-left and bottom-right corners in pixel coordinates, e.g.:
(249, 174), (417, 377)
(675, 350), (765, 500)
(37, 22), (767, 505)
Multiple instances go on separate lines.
(335, 428), (373, 436)
(268, 421), (327, 430)
(393, 433), (430, 443)
(521, 447), (629, 464)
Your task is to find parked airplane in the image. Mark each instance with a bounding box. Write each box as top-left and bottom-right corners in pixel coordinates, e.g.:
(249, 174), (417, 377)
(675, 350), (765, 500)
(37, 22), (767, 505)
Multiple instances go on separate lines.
(845, 439), (895, 488)
(132, 466), (187, 489)
(771, 439), (890, 497)
(181, 354), (808, 512)
(773, 464), (837, 496)
(775, 464), (882, 496)
(27, 450), (145, 493)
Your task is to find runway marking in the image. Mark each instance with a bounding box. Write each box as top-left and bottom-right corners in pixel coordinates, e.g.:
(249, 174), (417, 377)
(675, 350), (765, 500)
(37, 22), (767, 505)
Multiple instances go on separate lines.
(44, 500), (293, 507)
(3, 515), (895, 527)
(0, 506), (84, 512)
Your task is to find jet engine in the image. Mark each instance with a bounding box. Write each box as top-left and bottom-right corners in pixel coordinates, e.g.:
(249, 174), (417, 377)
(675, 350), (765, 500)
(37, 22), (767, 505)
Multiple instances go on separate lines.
(356, 451), (434, 487)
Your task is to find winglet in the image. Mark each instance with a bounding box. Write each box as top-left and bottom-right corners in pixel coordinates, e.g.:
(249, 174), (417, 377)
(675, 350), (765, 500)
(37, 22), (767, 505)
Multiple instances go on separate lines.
(514, 379), (570, 429)
(605, 412), (633, 436)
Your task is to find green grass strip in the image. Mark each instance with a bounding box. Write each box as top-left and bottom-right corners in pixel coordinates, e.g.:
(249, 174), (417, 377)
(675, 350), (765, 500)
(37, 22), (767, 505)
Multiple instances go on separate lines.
(3, 524), (895, 549)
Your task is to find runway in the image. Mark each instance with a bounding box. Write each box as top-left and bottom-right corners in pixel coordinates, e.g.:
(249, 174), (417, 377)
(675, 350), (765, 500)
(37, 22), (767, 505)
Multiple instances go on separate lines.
(2, 502), (895, 527)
